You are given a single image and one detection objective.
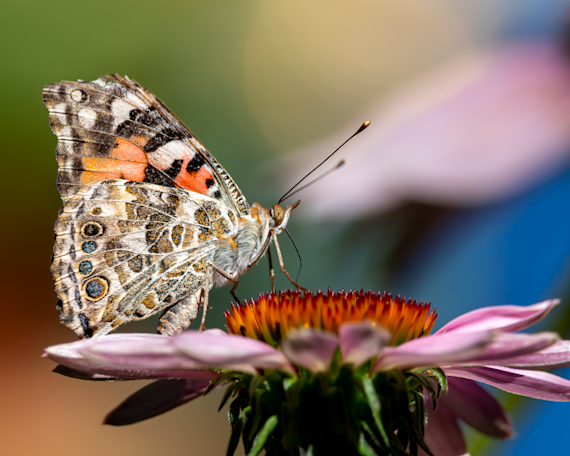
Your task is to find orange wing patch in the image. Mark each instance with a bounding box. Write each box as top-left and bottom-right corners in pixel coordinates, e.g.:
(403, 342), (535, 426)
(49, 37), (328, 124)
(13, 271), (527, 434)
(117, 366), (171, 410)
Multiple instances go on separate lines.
(174, 159), (214, 194)
(80, 138), (148, 184)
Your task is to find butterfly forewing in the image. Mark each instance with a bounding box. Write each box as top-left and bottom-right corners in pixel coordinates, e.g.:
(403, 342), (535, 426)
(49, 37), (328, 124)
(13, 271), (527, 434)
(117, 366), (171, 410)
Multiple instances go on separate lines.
(43, 74), (249, 217)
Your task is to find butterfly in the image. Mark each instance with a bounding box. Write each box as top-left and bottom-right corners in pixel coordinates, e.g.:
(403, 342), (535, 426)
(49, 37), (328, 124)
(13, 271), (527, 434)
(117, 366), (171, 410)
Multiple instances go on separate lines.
(43, 74), (303, 338)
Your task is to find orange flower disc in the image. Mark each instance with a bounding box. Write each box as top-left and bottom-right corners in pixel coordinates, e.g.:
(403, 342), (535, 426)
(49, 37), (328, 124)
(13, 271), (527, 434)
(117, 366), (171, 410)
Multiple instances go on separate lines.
(224, 289), (438, 347)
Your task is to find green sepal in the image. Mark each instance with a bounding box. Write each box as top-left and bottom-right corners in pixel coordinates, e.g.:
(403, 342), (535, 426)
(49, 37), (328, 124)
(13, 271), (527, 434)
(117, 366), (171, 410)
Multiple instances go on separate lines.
(218, 381), (242, 412)
(359, 420), (382, 450)
(247, 388), (267, 441)
(358, 432), (379, 456)
(206, 371), (242, 396)
(226, 405), (251, 456)
(247, 415), (279, 456)
(362, 375), (390, 447)
(427, 368), (448, 396)
(390, 370), (433, 456)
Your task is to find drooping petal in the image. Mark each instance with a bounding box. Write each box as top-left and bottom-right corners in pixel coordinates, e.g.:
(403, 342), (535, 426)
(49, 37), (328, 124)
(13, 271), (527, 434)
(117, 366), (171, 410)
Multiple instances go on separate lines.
(436, 300), (558, 335)
(338, 321), (391, 366)
(489, 340), (570, 370)
(374, 331), (493, 371)
(45, 334), (219, 380)
(454, 332), (559, 366)
(420, 399), (468, 456)
(105, 379), (212, 425)
(445, 366), (570, 401)
(172, 331), (295, 373)
(82, 335), (204, 370)
(443, 377), (514, 438)
(280, 328), (339, 372)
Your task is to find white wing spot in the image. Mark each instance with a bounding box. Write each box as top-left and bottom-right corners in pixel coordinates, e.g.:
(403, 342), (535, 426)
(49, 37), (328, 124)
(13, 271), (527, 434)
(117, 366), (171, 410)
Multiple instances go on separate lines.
(70, 89), (84, 102)
(147, 140), (192, 168)
(111, 98), (135, 121)
(78, 108), (97, 129)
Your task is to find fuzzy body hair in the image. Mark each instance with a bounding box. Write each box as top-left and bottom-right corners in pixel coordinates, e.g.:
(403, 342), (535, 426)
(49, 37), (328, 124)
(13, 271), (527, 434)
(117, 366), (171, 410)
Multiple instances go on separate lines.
(212, 203), (273, 287)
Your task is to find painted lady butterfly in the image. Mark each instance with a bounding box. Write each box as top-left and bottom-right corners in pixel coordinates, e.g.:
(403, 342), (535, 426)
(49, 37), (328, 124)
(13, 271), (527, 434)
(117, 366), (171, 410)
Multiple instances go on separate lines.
(43, 74), (301, 338)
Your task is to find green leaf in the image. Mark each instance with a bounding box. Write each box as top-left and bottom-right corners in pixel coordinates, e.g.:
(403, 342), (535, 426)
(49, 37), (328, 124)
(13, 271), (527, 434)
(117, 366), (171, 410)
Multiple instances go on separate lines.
(247, 415), (279, 456)
(362, 376), (390, 447)
(357, 433), (378, 456)
(226, 406), (251, 456)
(305, 445), (314, 456)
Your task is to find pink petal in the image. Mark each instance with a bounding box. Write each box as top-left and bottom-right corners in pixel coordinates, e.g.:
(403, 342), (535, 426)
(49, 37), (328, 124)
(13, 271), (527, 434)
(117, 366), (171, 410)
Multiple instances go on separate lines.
(374, 330), (493, 371)
(172, 331), (294, 373)
(281, 43), (570, 221)
(435, 299), (558, 335)
(445, 366), (570, 401)
(454, 332), (560, 366)
(443, 377), (514, 438)
(105, 379), (211, 425)
(83, 335), (204, 370)
(491, 340), (570, 370)
(420, 398), (468, 456)
(338, 321), (391, 366)
(280, 328), (338, 372)
(45, 335), (220, 380)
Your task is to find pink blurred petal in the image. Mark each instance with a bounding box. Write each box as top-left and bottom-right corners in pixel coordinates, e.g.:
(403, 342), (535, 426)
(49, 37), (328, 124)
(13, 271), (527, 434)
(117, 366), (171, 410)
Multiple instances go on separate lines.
(420, 399), (468, 456)
(444, 377), (514, 439)
(454, 332), (559, 366)
(172, 331), (294, 374)
(105, 379), (212, 426)
(492, 340), (570, 370)
(282, 43), (570, 220)
(435, 300), (558, 335)
(338, 321), (391, 366)
(445, 366), (570, 401)
(45, 334), (221, 380)
(374, 330), (493, 371)
(280, 328), (339, 372)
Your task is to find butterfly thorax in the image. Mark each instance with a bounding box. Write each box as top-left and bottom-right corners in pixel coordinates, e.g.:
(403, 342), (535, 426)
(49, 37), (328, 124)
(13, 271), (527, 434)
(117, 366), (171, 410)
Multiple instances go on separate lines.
(211, 202), (293, 287)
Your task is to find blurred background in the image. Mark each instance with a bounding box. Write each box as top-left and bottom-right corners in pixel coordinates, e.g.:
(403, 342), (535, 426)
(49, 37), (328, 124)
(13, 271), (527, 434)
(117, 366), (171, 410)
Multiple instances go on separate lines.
(2, 0), (570, 454)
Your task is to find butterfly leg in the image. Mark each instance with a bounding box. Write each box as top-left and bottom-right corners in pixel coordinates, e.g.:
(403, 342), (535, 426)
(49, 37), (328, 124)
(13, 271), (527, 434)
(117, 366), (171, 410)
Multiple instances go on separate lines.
(158, 292), (201, 336)
(271, 231), (307, 291)
(199, 286), (211, 331)
(208, 262), (242, 304)
(267, 247), (276, 292)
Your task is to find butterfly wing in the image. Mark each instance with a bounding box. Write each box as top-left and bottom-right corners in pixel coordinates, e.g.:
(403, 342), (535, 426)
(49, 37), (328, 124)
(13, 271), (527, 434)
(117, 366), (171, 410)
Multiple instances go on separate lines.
(43, 74), (250, 218)
(52, 180), (239, 338)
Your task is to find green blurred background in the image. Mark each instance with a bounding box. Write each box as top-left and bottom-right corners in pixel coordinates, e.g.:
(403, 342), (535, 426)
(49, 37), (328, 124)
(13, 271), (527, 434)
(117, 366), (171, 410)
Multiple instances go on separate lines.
(3, 1), (570, 455)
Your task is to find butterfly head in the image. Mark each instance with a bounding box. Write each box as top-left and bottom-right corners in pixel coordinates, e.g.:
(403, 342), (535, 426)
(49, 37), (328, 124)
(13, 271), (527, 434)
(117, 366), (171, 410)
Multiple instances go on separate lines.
(270, 200), (300, 235)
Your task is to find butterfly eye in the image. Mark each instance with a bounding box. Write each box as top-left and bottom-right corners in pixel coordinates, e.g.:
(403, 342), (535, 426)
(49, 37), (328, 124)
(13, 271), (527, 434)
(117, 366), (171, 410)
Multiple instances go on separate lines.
(272, 204), (285, 225)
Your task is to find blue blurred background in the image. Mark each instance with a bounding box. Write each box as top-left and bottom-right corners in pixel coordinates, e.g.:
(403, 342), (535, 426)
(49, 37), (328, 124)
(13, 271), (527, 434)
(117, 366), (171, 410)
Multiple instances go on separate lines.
(3, 1), (570, 455)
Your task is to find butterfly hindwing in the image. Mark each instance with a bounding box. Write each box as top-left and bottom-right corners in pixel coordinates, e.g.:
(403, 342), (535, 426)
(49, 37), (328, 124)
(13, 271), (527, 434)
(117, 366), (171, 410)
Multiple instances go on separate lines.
(43, 74), (250, 217)
(51, 180), (239, 338)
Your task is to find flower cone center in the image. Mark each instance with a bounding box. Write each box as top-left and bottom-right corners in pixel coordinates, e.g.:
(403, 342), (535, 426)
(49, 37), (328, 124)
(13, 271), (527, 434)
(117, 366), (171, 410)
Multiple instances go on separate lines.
(225, 289), (437, 346)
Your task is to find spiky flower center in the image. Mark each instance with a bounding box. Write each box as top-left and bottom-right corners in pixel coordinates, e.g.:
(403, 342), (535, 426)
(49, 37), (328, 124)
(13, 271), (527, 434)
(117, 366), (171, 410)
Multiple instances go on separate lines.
(225, 289), (437, 346)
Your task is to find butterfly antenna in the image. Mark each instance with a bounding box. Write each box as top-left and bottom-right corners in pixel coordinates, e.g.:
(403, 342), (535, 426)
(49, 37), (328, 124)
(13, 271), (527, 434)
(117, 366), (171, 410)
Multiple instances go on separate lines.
(280, 160), (345, 203)
(278, 120), (371, 204)
(284, 228), (303, 283)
